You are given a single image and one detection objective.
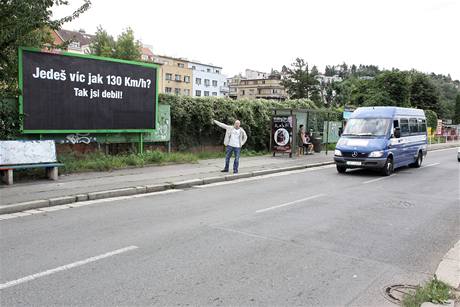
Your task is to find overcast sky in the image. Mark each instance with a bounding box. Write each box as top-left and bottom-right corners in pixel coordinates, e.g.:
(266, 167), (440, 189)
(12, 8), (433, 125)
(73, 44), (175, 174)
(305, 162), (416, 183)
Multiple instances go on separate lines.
(53, 0), (460, 80)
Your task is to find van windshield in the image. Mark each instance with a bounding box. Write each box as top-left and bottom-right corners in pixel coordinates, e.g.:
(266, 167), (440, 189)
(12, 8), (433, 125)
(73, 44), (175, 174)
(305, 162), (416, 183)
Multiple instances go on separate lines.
(342, 118), (391, 137)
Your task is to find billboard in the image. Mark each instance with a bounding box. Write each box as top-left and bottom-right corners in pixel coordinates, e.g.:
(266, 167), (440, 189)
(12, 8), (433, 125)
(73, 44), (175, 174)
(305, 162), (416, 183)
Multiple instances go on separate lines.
(271, 115), (295, 153)
(19, 48), (158, 133)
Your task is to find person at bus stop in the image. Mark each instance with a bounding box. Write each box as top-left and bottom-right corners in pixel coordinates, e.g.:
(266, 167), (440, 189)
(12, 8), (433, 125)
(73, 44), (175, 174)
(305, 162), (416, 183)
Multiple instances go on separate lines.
(298, 125), (308, 155)
(212, 119), (248, 174)
(305, 129), (314, 154)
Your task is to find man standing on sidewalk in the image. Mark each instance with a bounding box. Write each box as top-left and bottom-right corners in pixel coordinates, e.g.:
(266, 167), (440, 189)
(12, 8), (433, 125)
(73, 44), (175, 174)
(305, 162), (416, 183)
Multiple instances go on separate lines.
(213, 119), (248, 173)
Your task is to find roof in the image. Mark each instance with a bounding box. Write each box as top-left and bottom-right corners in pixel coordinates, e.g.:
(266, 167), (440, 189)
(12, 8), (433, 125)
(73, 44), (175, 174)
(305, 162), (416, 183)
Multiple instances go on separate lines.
(351, 107), (425, 118)
(141, 47), (154, 56)
(187, 60), (222, 69)
(56, 29), (95, 45)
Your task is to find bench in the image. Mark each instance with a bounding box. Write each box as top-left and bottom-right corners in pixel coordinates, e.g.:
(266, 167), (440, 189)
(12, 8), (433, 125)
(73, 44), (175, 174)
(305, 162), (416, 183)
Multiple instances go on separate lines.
(0, 140), (63, 185)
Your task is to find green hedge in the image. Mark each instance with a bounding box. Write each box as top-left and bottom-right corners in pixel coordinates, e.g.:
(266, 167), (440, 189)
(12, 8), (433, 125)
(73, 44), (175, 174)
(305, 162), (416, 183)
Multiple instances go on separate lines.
(159, 94), (324, 151)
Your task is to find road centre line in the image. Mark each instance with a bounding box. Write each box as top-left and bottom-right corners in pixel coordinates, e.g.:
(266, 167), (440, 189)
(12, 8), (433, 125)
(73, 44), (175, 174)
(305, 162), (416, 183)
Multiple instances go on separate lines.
(256, 194), (325, 213)
(362, 174), (396, 184)
(0, 246), (139, 290)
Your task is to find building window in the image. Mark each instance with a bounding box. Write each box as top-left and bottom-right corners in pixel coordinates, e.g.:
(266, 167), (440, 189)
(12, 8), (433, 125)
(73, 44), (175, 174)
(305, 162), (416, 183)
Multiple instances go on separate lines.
(165, 73), (172, 80)
(204, 91), (210, 96)
(196, 90), (201, 96)
(175, 74), (181, 81)
(184, 76), (190, 83)
(241, 90), (245, 95)
(212, 92), (217, 96)
(206, 68), (211, 72)
(212, 80), (217, 87)
(177, 63), (185, 68)
(69, 41), (80, 49)
(223, 82), (227, 86)
(174, 88), (181, 95)
(215, 69), (220, 74)
(204, 79), (210, 86)
(192, 66), (196, 70)
(165, 87), (172, 93)
(184, 89), (190, 96)
(196, 78), (201, 85)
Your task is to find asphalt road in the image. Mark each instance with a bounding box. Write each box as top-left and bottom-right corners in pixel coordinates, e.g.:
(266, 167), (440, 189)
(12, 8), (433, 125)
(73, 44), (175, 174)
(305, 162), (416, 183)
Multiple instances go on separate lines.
(1, 148), (459, 306)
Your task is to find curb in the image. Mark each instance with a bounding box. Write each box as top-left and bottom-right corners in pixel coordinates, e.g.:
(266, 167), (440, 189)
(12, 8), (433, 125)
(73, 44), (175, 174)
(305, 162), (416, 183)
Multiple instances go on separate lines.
(0, 161), (335, 215)
(0, 143), (457, 216)
(435, 240), (460, 290)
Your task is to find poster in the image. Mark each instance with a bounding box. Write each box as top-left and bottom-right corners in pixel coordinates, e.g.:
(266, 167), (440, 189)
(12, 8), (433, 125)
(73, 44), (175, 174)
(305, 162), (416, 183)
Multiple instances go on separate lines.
(272, 115), (294, 153)
(20, 48), (157, 132)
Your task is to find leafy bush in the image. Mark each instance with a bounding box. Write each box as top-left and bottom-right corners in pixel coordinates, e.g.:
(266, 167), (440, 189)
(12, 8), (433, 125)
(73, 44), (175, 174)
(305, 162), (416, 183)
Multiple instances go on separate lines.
(159, 94), (333, 151)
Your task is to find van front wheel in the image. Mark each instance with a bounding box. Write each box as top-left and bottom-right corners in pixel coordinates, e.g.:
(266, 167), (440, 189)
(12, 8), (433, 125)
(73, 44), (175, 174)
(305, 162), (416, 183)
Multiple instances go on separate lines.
(336, 165), (347, 174)
(411, 152), (423, 168)
(381, 157), (393, 176)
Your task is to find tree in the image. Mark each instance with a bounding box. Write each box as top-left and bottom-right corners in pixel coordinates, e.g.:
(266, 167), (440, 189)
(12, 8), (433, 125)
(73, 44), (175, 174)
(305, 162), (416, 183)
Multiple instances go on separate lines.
(324, 65), (337, 76)
(409, 72), (440, 114)
(281, 58), (319, 101)
(373, 71), (410, 107)
(454, 94), (460, 124)
(0, 0), (90, 140)
(91, 26), (115, 57)
(114, 28), (141, 61)
(0, 0), (91, 97)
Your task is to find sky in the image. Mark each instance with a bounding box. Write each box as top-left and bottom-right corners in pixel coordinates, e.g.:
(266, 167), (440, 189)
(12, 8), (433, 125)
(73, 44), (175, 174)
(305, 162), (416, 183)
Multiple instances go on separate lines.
(53, 0), (460, 80)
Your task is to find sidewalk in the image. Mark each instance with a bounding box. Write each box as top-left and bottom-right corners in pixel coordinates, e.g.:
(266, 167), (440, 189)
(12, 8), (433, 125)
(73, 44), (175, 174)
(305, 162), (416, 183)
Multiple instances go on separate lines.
(1, 141), (458, 214)
(0, 151), (333, 208)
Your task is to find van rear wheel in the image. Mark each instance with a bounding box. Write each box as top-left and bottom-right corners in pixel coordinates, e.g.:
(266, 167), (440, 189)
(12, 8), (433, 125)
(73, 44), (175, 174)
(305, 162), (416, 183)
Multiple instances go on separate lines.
(381, 157), (393, 176)
(336, 165), (347, 174)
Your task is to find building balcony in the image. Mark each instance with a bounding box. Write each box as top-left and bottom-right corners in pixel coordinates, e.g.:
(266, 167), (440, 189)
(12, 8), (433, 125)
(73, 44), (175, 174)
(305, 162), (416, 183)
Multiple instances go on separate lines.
(220, 86), (229, 93)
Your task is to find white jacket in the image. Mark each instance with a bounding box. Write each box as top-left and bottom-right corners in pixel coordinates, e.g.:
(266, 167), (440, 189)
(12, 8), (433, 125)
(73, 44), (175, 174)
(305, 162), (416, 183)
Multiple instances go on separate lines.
(213, 120), (248, 147)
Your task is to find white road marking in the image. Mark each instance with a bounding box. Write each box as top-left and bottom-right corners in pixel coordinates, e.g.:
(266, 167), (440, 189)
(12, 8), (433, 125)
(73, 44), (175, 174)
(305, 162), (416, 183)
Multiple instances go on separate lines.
(421, 162), (440, 168)
(362, 174), (396, 184)
(195, 165), (335, 189)
(0, 246), (138, 290)
(256, 194), (325, 213)
(0, 189), (183, 221)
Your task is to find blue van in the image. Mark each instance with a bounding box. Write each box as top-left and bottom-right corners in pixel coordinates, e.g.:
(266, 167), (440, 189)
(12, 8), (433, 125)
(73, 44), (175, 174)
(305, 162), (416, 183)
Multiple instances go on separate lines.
(334, 107), (427, 176)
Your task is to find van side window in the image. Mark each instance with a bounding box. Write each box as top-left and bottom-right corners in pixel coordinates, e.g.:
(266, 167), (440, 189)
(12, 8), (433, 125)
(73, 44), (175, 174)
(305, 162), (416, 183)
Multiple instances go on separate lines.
(409, 118), (418, 134)
(419, 119), (427, 133)
(400, 118), (409, 136)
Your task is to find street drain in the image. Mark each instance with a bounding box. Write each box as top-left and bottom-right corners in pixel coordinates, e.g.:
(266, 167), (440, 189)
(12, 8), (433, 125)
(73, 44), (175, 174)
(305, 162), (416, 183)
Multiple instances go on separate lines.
(383, 284), (418, 304)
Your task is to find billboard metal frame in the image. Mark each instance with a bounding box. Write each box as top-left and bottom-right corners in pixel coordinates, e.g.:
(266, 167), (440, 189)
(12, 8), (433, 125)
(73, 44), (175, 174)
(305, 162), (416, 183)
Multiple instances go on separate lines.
(18, 47), (160, 134)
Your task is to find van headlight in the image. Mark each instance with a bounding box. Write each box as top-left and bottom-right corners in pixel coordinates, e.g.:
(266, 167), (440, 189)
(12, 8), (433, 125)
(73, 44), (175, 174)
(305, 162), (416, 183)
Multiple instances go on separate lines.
(369, 151), (384, 158)
(334, 149), (342, 156)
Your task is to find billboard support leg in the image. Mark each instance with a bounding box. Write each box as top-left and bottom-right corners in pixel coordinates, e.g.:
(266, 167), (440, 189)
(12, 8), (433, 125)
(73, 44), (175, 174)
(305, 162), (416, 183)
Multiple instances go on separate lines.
(138, 133), (144, 154)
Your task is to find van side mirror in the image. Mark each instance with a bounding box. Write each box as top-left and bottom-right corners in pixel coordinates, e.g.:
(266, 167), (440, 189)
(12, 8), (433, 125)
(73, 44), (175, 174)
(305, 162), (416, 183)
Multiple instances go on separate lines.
(393, 127), (401, 138)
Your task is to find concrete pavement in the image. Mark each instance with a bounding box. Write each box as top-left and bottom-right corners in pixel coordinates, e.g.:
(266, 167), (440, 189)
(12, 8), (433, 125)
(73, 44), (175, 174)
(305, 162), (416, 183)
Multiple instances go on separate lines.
(0, 147), (458, 306)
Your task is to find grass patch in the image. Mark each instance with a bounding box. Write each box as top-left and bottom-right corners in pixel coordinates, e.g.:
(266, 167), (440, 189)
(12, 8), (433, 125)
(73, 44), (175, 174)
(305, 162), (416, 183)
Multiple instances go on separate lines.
(56, 149), (268, 174)
(402, 276), (454, 307)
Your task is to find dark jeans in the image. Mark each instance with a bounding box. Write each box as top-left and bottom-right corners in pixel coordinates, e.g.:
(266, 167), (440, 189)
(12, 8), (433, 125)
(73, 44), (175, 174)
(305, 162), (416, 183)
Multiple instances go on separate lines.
(224, 146), (241, 173)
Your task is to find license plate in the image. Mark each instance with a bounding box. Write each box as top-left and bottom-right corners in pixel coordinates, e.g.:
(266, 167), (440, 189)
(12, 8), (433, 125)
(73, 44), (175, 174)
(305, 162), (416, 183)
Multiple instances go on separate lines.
(346, 161), (362, 166)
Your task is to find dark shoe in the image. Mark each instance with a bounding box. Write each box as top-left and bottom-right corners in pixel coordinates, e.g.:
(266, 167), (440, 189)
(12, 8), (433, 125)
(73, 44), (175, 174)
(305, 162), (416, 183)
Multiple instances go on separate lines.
(221, 169), (229, 172)
(233, 171), (238, 174)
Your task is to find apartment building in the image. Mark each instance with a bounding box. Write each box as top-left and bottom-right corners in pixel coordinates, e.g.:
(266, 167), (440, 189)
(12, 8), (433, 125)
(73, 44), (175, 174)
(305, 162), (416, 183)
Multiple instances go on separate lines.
(228, 73), (287, 100)
(153, 55), (193, 96)
(245, 68), (269, 80)
(188, 62), (228, 97)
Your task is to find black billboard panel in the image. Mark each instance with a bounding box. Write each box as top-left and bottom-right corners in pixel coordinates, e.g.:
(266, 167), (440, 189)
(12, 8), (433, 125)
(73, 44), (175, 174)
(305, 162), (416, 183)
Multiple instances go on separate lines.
(20, 48), (158, 133)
